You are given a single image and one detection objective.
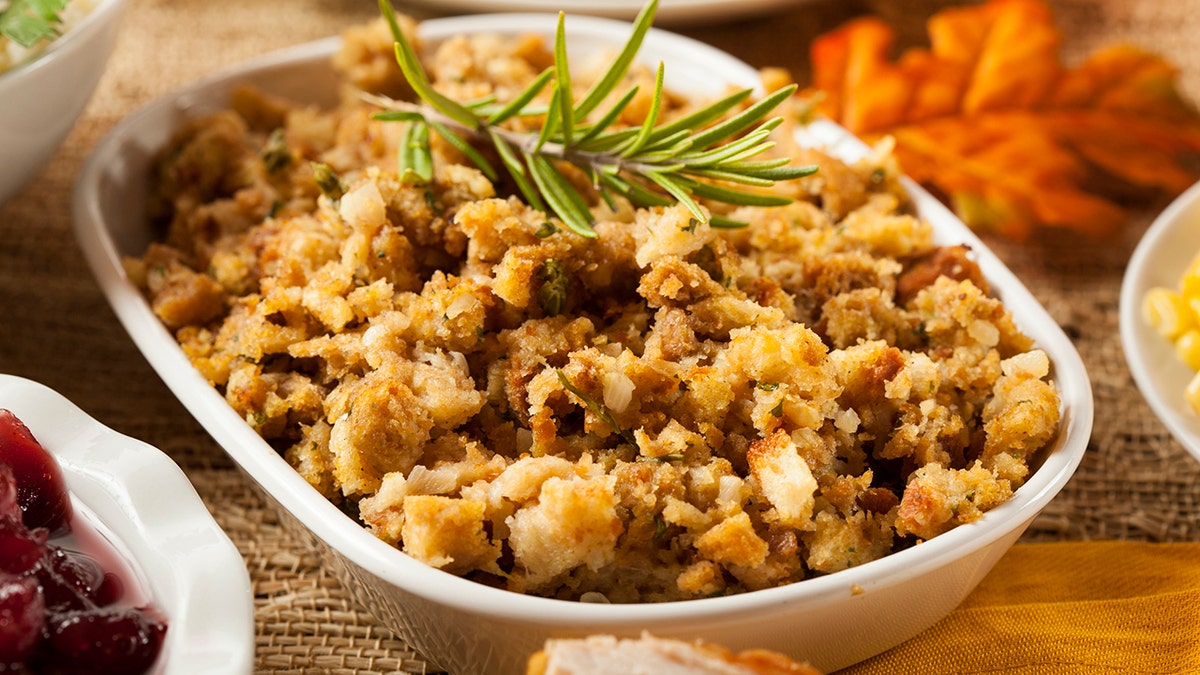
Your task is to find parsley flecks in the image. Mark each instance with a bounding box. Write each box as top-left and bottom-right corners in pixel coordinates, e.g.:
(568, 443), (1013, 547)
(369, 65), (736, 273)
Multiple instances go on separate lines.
(0, 0), (68, 49)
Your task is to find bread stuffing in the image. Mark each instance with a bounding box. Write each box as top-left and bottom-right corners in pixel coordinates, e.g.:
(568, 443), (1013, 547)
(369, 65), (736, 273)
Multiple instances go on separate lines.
(127, 13), (1062, 602)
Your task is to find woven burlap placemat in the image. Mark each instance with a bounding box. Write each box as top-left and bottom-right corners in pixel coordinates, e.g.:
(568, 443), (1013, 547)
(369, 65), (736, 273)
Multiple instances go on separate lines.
(1, 0), (1197, 672)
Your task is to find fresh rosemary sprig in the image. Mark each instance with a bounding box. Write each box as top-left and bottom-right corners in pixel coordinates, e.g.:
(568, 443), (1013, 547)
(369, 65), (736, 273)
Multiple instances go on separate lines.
(370, 0), (817, 238)
(0, 0), (67, 48)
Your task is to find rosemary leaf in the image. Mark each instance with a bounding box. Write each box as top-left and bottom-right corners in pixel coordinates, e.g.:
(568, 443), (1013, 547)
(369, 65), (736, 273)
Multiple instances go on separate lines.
(709, 214), (751, 229)
(372, 110), (425, 122)
(598, 171), (673, 208)
(527, 153), (596, 238)
(575, 126), (641, 155)
(726, 163), (820, 181)
(555, 369), (637, 446)
(636, 128), (693, 156)
(681, 127), (776, 167)
(553, 12), (575, 146)
(688, 84), (797, 150)
(399, 118), (433, 184)
(686, 167), (779, 188)
(380, 0), (479, 130)
(616, 61), (666, 158)
(645, 87), (751, 144)
(687, 180), (795, 207)
(490, 128), (546, 212)
(429, 119), (498, 181)
(536, 87), (563, 153)
(575, 86), (640, 145)
(486, 67), (555, 125)
(643, 169), (705, 222)
(720, 157), (794, 172)
(573, 0), (657, 118)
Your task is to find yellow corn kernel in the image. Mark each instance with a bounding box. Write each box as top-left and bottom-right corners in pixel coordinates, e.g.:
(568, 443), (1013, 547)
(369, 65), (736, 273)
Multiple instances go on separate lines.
(1176, 329), (1200, 371)
(1188, 296), (1200, 327)
(1143, 287), (1191, 339)
(1186, 370), (1200, 415)
(1181, 272), (1200, 306)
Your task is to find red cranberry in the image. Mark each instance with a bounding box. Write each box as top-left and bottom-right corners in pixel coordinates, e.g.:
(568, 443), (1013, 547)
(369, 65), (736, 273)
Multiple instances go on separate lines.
(0, 523), (46, 577)
(0, 410), (72, 535)
(37, 547), (123, 613)
(37, 607), (167, 675)
(0, 461), (21, 524)
(0, 576), (44, 667)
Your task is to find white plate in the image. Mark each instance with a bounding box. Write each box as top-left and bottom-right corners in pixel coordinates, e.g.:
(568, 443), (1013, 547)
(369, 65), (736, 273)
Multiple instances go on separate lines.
(72, 13), (1092, 674)
(0, 375), (255, 675)
(1120, 180), (1200, 464)
(405, 0), (816, 24)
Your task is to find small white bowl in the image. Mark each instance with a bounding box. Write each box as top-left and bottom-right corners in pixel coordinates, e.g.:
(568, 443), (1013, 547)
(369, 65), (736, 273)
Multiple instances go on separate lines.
(0, 0), (130, 205)
(72, 13), (1093, 674)
(0, 374), (254, 675)
(1121, 180), (1200, 463)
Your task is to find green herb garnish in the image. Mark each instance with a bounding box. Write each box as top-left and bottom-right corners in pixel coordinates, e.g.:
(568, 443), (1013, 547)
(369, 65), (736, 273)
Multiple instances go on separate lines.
(555, 369), (637, 445)
(538, 259), (569, 316)
(0, 0), (67, 49)
(261, 128), (292, 173)
(311, 162), (344, 200)
(368, 0), (818, 238)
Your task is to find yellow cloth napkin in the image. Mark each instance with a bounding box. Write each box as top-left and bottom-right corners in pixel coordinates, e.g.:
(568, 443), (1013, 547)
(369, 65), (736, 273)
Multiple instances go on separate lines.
(835, 541), (1200, 674)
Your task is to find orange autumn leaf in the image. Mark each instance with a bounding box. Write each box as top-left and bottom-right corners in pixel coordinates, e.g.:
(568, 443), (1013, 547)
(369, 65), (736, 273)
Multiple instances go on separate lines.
(809, 0), (1200, 240)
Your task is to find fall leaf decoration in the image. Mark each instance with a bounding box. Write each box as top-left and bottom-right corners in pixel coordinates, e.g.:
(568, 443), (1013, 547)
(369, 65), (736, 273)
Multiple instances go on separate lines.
(809, 0), (1200, 240)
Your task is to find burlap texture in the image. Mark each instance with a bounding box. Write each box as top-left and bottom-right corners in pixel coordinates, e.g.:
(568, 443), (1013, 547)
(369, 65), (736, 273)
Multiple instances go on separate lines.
(1, 0), (1197, 672)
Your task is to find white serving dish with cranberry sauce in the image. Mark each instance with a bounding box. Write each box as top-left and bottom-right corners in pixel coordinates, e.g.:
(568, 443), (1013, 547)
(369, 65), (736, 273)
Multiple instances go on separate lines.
(0, 374), (253, 674)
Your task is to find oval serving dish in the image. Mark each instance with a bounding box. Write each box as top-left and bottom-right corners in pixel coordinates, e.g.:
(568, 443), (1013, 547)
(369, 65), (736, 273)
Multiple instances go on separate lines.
(72, 13), (1094, 674)
(0, 374), (254, 675)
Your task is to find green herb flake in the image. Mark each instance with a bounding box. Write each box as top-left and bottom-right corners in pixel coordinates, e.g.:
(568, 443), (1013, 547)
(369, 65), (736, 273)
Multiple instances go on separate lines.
(770, 400), (784, 418)
(260, 128), (292, 173)
(555, 369), (636, 446)
(0, 0), (68, 49)
(311, 162), (344, 200)
(539, 258), (568, 317)
(534, 221), (559, 238)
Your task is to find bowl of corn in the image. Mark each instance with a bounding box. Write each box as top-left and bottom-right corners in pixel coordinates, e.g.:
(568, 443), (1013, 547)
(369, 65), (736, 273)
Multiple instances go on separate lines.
(1121, 180), (1200, 463)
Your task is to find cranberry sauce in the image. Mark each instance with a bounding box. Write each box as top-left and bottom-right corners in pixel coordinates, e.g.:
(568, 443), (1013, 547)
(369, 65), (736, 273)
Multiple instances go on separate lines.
(0, 409), (167, 673)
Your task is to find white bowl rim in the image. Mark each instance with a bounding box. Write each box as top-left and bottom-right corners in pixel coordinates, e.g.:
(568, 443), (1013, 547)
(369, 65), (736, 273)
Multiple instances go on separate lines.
(0, 0), (131, 84)
(1120, 179), (1200, 464)
(0, 374), (254, 675)
(71, 11), (1093, 629)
